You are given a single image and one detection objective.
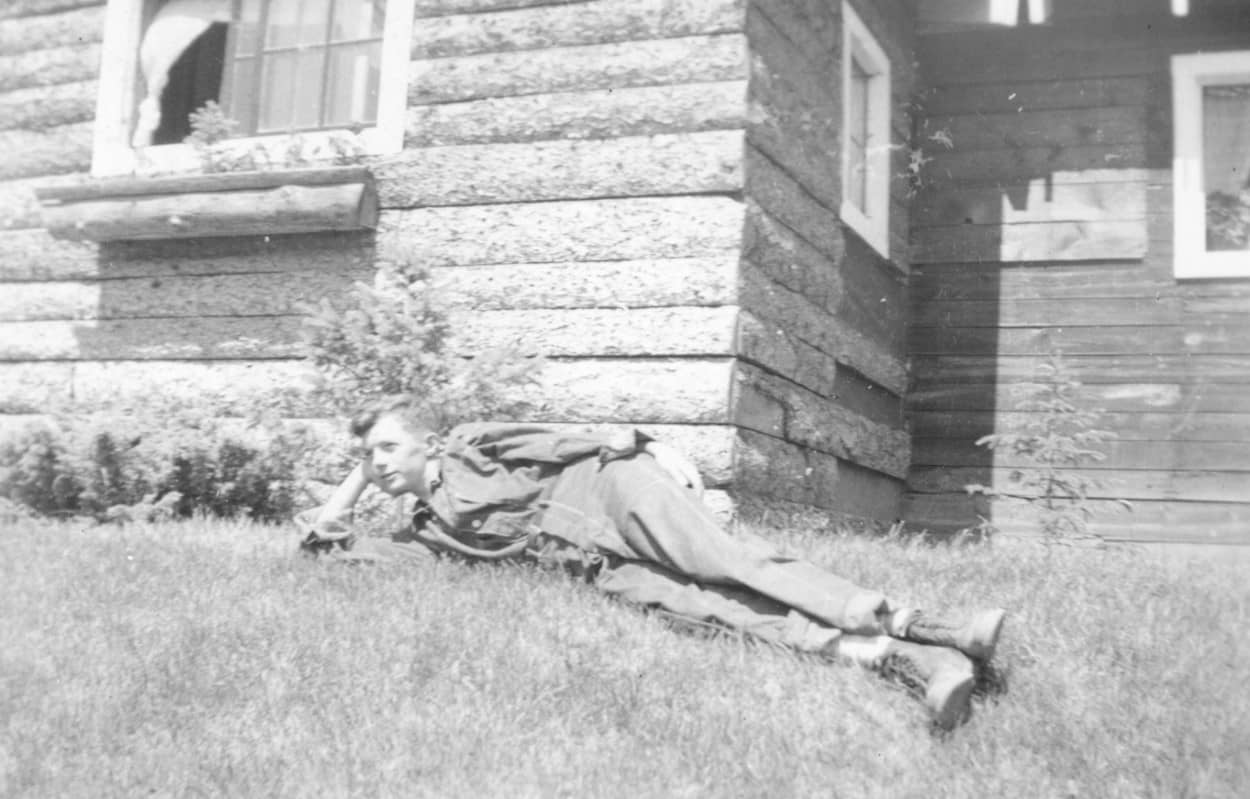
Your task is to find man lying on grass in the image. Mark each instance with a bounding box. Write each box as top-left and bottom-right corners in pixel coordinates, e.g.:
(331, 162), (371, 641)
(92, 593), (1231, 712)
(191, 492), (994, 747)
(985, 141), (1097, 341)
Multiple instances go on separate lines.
(297, 396), (1007, 729)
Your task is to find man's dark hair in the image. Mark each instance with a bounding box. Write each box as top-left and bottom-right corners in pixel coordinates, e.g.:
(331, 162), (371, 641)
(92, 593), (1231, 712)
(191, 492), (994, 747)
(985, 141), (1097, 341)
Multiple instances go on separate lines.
(350, 395), (444, 438)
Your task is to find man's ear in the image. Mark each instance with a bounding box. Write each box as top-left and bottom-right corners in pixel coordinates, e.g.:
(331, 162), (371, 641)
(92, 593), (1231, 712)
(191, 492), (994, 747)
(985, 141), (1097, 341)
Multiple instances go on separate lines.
(423, 432), (443, 455)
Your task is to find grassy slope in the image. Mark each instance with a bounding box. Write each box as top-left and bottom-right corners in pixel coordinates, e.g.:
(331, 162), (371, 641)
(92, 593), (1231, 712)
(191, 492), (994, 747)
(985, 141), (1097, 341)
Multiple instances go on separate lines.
(1, 518), (1247, 798)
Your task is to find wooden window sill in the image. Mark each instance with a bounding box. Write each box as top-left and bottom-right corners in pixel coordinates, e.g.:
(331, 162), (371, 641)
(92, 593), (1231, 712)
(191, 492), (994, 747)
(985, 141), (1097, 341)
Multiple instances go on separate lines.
(35, 165), (378, 242)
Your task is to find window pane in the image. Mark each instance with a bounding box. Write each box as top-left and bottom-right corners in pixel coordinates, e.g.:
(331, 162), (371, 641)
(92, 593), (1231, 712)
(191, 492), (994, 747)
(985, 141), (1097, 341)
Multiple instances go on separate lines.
(1204, 84), (1250, 251)
(257, 50), (296, 130)
(263, 0), (301, 49)
(225, 55), (258, 134)
(297, 0), (332, 47)
(332, 0), (386, 42)
(847, 57), (872, 213)
(324, 42), (381, 126)
(234, 0), (263, 54)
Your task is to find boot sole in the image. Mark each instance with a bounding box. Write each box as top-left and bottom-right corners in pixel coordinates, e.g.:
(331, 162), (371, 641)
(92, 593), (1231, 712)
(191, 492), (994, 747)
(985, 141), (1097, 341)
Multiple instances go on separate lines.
(927, 669), (975, 730)
(963, 608), (1007, 662)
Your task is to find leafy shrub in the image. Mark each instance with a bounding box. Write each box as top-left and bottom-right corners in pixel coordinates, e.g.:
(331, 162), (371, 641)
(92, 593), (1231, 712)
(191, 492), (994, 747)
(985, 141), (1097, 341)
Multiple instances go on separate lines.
(299, 259), (542, 431)
(965, 351), (1125, 542)
(0, 404), (333, 523)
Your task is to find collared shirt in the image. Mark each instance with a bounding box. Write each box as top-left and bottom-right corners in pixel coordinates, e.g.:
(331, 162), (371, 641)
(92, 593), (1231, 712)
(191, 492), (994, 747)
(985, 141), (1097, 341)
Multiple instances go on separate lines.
(409, 423), (647, 558)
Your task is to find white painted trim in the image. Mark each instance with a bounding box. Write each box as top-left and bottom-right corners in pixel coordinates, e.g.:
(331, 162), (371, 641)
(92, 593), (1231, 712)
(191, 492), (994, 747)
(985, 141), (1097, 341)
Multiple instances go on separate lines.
(91, 0), (414, 177)
(840, 1), (892, 259)
(1171, 50), (1250, 279)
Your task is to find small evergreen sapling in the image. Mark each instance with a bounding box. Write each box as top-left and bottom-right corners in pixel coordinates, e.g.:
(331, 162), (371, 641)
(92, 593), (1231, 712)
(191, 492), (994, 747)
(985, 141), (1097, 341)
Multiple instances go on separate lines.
(299, 260), (542, 430)
(965, 352), (1124, 542)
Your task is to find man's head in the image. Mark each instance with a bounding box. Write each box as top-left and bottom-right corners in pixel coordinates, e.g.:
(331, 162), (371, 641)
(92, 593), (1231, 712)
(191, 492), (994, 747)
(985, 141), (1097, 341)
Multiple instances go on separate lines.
(350, 396), (443, 499)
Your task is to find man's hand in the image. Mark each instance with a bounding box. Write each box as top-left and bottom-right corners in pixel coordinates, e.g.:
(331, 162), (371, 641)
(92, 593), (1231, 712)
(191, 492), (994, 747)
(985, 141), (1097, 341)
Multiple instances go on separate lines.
(643, 441), (705, 497)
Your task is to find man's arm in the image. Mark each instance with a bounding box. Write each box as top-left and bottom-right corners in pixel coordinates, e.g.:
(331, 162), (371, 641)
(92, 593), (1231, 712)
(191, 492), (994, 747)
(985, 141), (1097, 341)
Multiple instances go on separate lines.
(314, 461), (372, 525)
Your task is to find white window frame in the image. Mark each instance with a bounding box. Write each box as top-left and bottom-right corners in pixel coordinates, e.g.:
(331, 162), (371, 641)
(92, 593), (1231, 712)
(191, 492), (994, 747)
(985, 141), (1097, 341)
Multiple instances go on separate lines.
(91, 0), (414, 177)
(840, 1), (892, 259)
(1172, 50), (1250, 279)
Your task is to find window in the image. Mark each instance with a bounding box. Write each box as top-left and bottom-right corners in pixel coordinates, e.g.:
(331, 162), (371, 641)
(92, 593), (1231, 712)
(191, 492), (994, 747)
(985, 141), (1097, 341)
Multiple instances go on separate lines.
(1172, 50), (1250, 279)
(840, 1), (892, 258)
(92, 0), (414, 176)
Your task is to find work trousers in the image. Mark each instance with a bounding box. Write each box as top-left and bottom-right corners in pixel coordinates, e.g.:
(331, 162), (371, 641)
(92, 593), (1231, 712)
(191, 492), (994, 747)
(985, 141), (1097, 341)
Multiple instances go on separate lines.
(314, 455), (898, 653)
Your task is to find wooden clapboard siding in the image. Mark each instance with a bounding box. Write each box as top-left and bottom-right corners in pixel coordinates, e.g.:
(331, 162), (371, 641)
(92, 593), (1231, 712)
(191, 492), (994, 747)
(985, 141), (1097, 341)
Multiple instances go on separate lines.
(0, 4), (103, 56)
(906, 9), (1250, 544)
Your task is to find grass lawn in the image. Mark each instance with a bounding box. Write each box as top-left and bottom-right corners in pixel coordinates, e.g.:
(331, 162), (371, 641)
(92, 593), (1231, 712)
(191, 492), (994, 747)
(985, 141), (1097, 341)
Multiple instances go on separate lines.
(1, 516), (1247, 798)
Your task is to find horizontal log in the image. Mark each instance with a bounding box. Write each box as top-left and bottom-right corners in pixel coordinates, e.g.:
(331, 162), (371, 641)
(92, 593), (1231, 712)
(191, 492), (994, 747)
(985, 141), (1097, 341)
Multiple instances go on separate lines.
(909, 261), (1172, 302)
(739, 269), (907, 395)
(832, 458), (905, 523)
(0, 122), (92, 180)
(909, 410), (1250, 443)
(743, 146), (844, 268)
(911, 220), (1149, 263)
(912, 354), (1250, 386)
(741, 202), (843, 316)
(733, 427), (841, 510)
(912, 179), (1147, 228)
(907, 381), (1250, 415)
(37, 166), (375, 202)
(0, 356), (736, 423)
(0, 270), (366, 321)
(920, 76), (1152, 116)
(431, 256), (738, 310)
(0, 307), (739, 361)
(0, 79), (94, 131)
(744, 6), (839, 213)
(449, 306), (740, 357)
(0, 43), (99, 93)
(0, 3), (103, 56)
(0, 0), (100, 20)
(902, 493), (1250, 544)
(0, 228), (383, 281)
(733, 363), (910, 478)
(749, 0), (838, 78)
(413, 0), (587, 17)
(735, 309), (839, 398)
(374, 131), (744, 208)
(412, 0), (745, 59)
(376, 196), (744, 267)
(0, 317), (301, 360)
(405, 80), (748, 147)
(920, 143), (1148, 183)
(912, 297), (1179, 328)
(41, 181), (378, 241)
(0, 173), (95, 231)
(912, 437), (1250, 473)
(0, 258), (737, 322)
(410, 33), (747, 104)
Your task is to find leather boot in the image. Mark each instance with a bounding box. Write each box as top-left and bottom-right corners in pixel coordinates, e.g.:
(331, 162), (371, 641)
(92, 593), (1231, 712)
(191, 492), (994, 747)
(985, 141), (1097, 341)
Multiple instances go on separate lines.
(903, 608), (1006, 662)
(878, 640), (976, 730)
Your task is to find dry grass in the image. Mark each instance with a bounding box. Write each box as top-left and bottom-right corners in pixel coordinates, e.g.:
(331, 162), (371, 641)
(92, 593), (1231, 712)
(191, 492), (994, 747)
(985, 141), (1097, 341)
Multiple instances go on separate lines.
(1, 517), (1247, 798)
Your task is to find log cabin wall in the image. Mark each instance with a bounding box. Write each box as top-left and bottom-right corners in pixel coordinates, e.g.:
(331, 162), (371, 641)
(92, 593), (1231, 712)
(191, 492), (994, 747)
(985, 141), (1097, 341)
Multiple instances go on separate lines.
(0, 0), (756, 506)
(732, 0), (914, 521)
(905, 2), (1250, 543)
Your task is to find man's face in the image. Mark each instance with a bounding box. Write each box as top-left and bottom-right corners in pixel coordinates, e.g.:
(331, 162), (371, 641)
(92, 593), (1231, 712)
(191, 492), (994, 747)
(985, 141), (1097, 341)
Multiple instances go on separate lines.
(362, 413), (437, 497)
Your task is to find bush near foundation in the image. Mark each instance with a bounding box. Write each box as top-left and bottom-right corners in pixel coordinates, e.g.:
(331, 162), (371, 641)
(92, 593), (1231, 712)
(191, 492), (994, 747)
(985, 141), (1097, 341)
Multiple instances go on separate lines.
(0, 404), (338, 523)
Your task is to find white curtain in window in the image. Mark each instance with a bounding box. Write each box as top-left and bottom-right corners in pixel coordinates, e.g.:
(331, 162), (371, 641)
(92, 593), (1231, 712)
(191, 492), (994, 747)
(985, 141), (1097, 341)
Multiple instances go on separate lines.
(132, 0), (231, 148)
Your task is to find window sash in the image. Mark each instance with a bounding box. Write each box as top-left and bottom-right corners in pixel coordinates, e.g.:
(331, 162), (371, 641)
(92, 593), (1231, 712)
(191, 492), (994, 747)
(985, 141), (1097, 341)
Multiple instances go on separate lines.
(1172, 50), (1250, 278)
(223, 0), (385, 136)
